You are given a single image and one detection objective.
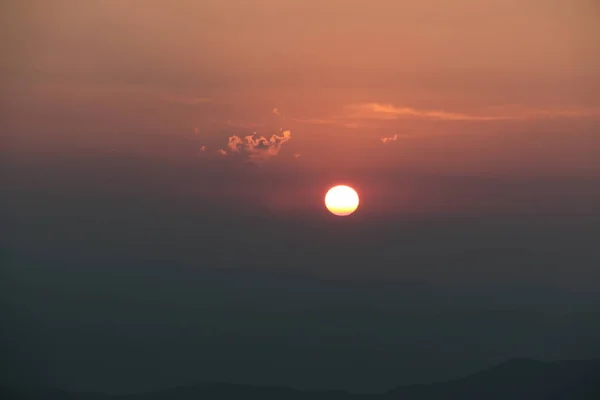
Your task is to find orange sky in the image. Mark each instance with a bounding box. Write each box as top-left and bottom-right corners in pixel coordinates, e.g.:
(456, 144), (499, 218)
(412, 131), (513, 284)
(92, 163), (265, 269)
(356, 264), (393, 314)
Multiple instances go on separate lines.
(3, 0), (600, 177)
(2, 1), (600, 292)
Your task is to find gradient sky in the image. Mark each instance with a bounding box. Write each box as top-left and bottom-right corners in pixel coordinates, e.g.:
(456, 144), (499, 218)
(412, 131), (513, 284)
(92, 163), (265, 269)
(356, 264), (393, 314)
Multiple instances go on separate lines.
(2, 0), (600, 286)
(3, 1), (600, 393)
(3, 0), (599, 172)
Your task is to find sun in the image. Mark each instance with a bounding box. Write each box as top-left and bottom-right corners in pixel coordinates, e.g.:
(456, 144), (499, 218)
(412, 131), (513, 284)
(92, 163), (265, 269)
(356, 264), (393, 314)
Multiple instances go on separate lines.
(325, 185), (359, 216)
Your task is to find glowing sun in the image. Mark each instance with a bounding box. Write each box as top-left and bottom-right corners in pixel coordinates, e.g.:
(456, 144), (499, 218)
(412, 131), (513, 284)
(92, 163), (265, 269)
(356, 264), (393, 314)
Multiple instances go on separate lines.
(325, 185), (359, 216)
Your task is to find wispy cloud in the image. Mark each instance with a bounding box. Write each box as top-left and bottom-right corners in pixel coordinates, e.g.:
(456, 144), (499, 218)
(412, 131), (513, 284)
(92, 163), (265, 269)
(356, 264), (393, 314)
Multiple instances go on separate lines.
(346, 103), (600, 121)
(381, 134), (399, 143)
(215, 130), (293, 164)
(347, 103), (509, 121)
(485, 105), (600, 119)
(273, 108), (281, 115)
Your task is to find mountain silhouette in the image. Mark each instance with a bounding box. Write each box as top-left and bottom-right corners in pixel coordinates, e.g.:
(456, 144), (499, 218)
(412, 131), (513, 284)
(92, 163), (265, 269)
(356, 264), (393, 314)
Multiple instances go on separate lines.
(2, 359), (599, 399)
(385, 359), (600, 399)
(4, 256), (600, 394)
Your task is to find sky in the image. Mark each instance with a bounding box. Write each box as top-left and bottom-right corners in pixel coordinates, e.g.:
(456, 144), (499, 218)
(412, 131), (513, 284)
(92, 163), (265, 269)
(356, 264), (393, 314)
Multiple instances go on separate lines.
(2, 0), (600, 282)
(2, 0), (600, 393)
(3, 0), (600, 279)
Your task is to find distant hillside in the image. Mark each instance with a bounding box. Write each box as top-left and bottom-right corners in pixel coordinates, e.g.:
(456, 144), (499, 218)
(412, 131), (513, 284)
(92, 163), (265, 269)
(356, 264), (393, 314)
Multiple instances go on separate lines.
(4, 257), (600, 393)
(3, 359), (599, 399)
(386, 359), (600, 399)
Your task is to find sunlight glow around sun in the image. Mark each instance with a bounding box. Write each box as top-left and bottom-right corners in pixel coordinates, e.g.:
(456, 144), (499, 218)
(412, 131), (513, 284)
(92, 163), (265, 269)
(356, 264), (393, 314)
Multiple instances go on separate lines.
(325, 185), (360, 216)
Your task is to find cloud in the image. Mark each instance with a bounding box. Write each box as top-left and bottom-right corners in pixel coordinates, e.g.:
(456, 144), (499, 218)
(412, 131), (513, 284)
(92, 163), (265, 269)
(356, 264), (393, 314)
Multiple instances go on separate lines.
(218, 130), (292, 164)
(294, 153), (301, 159)
(347, 103), (508, 121)
(217, 149), (228, 156)
(381, 134), (399, 143)
(197, 145), (208, 156)
(346, 103), (600, 121)
(484, 105), (600, 119)
(273, 108), (281, 115)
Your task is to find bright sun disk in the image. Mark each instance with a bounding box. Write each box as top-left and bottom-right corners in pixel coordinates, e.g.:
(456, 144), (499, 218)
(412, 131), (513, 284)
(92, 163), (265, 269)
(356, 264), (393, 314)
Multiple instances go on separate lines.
(325, 185), (359, 216)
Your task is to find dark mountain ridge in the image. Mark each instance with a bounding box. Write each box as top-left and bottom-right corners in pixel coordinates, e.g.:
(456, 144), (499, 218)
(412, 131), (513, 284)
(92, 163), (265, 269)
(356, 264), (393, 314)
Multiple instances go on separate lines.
(3, 359), (599, 400)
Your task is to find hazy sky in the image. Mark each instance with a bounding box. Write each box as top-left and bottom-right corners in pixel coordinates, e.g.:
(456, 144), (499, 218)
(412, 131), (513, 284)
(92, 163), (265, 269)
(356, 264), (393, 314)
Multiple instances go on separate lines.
(3, 2), (600, 394)
(2, 0), (600, 287)
(3, 0), (600, 172)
